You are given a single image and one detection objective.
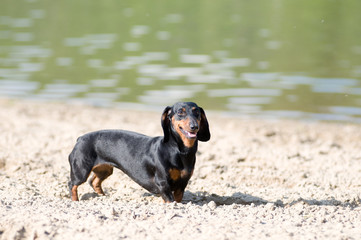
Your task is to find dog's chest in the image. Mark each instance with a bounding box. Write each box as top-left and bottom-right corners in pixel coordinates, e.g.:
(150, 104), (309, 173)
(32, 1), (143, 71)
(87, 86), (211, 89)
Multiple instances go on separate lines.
(168, 168), (192, 182)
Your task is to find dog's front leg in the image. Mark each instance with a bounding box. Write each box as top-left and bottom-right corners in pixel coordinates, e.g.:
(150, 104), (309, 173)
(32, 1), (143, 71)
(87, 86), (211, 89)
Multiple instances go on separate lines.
(154, 174), (174, 202)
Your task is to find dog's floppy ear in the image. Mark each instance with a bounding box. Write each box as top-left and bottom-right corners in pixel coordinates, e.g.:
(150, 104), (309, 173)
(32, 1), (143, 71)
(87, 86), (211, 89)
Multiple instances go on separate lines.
(161, 106), (172, 143)
(197, 107), (210, 142)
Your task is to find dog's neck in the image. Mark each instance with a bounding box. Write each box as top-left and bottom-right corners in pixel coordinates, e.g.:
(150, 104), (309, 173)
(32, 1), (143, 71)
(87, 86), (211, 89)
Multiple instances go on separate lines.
(168, 133), (198, 155)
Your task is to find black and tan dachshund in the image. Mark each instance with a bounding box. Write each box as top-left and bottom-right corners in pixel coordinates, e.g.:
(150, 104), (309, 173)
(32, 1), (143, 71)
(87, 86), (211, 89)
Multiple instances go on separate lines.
(68, 102), (210, 203)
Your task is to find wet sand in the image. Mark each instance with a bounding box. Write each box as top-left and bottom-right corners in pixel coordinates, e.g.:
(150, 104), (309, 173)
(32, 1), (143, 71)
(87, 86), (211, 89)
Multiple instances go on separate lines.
(0, 99), (360, 239)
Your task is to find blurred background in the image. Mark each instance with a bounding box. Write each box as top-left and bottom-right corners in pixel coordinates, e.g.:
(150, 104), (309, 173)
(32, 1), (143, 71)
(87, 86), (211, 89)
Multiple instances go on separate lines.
(1, 0), (361, 122)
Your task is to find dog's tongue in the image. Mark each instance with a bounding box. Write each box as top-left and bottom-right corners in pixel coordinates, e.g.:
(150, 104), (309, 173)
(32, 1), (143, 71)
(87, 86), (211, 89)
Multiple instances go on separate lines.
(187, 131), (197, 138)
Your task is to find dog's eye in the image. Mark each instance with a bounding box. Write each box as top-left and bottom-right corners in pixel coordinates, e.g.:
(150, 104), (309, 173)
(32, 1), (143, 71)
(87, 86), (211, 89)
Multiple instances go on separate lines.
(192, 109), (200, 118)
(177, 109), (186, 116)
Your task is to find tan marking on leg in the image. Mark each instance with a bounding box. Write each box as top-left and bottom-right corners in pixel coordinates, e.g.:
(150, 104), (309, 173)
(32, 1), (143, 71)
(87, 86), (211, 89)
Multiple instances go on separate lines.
(91, 164), (113, 195)
(89, 175), (105, 195)
(169, 168), (181, 181)
(173, 189), (184, 203)
(71, 185), (79, 201)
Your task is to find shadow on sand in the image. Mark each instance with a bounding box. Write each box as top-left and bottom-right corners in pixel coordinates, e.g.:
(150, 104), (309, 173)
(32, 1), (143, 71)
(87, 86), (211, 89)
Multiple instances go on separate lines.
(80, 190), (360, 208)
(182, 191), (270, 206)
(181, 191), (360, 208)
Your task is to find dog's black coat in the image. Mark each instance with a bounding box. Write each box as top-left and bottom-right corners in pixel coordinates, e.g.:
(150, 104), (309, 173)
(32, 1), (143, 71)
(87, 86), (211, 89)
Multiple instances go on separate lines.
(68, 102), (210, 202)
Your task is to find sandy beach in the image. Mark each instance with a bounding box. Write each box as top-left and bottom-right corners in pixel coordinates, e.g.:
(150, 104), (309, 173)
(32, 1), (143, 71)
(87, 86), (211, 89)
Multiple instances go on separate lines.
(0, 98), (360, 240)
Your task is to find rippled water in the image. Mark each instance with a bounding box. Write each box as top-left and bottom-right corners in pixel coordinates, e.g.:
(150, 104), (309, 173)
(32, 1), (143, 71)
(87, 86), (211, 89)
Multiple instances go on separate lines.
(1, 0), (361, 122)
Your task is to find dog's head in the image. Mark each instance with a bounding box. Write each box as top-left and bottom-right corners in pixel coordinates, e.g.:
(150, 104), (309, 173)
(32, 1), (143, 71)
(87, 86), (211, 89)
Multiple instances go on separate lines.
(161, 102), (210, 147)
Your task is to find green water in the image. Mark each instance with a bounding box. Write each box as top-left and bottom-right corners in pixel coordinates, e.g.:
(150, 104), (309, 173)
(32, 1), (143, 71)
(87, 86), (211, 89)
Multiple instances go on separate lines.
(1, 0), (361, 121)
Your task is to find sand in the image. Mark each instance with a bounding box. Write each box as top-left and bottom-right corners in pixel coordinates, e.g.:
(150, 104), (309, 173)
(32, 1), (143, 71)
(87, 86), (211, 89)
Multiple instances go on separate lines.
(0, 99), (360, 240)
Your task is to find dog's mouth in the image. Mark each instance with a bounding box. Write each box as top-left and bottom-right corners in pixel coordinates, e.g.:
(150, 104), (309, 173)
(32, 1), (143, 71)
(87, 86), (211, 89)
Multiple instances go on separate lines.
(179, 127), (197, 139)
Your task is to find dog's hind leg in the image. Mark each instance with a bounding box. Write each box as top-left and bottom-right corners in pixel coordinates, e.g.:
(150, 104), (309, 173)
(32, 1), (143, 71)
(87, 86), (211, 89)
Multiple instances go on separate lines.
(69, 183), (79, 201)
(68, 151), (94, 201)
(88, 164), (114, 195)
(68, 165), (93, 201)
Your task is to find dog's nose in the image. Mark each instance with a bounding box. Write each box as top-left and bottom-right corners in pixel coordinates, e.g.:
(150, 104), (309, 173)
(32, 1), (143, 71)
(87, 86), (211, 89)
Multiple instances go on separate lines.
(190, 122), (199, 131)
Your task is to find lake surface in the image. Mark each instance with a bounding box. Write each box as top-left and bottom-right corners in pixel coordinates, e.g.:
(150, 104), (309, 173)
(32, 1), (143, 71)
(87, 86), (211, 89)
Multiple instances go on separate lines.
(1, 0), (361, 122)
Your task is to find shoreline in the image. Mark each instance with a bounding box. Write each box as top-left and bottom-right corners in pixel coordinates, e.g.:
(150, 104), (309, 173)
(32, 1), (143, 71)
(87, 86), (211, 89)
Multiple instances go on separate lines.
(0, 98), (360, 239)
(3, 97), (361, 124)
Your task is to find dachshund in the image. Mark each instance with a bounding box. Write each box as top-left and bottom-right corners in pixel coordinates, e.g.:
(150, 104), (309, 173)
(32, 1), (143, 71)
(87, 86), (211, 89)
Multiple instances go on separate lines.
(68, 102), (210, 203)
